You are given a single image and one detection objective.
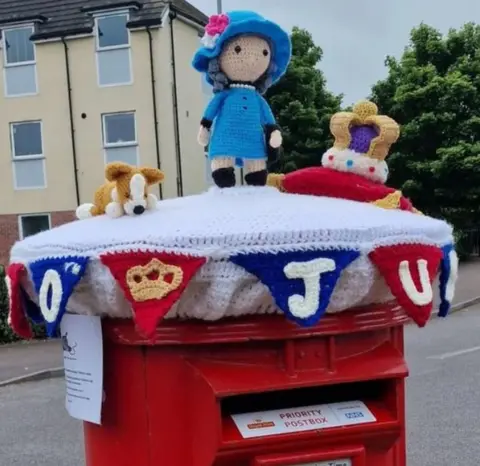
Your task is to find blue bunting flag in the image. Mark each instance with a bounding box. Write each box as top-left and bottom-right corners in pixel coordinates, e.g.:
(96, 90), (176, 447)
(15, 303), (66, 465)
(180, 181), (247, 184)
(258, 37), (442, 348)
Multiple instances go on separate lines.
(29, 256), (89, 336)
(231, 249), (360, 326)
(438, 244), (458, 317)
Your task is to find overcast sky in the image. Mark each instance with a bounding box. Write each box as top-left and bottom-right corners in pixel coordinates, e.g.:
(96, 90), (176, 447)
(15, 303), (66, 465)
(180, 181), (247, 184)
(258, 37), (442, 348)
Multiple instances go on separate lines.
(189, 0), (480, 105)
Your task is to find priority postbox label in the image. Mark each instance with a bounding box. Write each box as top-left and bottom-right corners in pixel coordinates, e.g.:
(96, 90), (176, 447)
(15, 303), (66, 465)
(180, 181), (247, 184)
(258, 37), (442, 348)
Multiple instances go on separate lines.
(231, 400), (375, 438)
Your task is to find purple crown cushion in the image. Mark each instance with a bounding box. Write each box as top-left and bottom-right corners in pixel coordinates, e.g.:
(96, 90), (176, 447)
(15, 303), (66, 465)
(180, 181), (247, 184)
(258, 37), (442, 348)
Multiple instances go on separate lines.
(349, 125), (378, 154)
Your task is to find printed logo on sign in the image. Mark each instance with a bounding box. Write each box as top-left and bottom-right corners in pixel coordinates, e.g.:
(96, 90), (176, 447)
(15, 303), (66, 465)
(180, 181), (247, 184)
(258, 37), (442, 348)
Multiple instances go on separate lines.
(62, 332), (77, 357)
(247, 418), (276, 430)
(345, 411), (364, 419)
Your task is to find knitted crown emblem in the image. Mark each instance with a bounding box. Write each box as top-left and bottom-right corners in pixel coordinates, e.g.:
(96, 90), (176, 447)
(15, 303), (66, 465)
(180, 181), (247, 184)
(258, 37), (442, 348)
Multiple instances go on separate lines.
(125, 259), (183, 302)
(330, 100), (400, 162)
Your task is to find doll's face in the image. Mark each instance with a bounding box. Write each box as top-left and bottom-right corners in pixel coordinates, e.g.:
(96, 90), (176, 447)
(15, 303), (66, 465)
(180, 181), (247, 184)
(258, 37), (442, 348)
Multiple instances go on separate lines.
(219, 35), (271, 83)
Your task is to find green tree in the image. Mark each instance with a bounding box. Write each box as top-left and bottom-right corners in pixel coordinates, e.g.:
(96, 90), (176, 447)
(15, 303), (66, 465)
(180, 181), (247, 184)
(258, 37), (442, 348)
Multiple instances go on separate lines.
(370, 22), (480, 231)
(0, 265), (47, 344)
(266, 27), (342, 172)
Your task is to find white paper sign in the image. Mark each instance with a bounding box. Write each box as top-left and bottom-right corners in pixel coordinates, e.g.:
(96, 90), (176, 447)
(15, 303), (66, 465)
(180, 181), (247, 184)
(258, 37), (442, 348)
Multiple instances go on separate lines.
(60, 314), (103, 425)
(231, 400), (375, 439)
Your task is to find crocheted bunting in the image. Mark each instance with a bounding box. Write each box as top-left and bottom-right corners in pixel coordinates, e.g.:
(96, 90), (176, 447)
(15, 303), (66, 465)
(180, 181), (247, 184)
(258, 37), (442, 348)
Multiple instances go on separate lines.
(230, 249), (360, 326)
(369, 244), (443, 326)
(6, 263), (33, 339)
(100, 251), (207, 338)
(438, 244), (458, 317)
(29, 256), (89, 337)
(21, 288), (44, 324)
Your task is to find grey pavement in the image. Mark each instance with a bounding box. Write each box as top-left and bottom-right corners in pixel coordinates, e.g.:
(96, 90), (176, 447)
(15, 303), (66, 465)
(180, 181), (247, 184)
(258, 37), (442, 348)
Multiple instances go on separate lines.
(0, 339), (63, 385)
(433, 257), (480, 309)
(0, 378), (83, 466)
(405, 305), (480, 465)
(1, 306), (480, 465)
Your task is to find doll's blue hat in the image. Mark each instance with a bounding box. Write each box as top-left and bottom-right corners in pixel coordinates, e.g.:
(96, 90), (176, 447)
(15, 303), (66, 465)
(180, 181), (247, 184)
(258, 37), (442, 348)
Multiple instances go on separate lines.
(192, 10), (292, 86)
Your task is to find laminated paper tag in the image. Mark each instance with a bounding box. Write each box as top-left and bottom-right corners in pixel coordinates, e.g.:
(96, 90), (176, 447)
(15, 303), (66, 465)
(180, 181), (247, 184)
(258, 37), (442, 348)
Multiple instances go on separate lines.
(60, 314), (103, 425)
(231, 400), (375, 439)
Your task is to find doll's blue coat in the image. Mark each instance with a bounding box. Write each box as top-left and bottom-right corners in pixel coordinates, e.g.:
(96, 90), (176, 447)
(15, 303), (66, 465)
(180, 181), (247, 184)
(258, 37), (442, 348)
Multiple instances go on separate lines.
(203, 87), (276, 165)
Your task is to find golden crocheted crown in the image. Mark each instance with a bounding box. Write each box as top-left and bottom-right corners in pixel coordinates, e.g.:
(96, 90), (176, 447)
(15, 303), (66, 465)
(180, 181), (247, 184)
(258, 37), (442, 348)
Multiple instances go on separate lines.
(126, 259), (183, 302)
(330, 100), (400, 162)
(321, 100), (400, 184)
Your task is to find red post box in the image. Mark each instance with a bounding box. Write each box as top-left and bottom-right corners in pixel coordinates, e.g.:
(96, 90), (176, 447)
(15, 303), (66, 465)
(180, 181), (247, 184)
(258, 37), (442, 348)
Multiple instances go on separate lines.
(83, 301), (409, 466)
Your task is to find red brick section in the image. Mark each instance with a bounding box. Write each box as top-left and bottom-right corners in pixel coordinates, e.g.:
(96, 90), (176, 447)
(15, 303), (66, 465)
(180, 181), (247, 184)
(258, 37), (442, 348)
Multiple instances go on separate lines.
(0, 211), (76, 267)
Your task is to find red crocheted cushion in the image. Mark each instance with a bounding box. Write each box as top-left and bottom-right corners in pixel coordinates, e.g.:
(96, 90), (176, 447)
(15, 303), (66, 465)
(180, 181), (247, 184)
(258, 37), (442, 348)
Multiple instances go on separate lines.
(282, 167), (415, 212)
(282, 167), (391, 201)
(398, 196), (414, 212)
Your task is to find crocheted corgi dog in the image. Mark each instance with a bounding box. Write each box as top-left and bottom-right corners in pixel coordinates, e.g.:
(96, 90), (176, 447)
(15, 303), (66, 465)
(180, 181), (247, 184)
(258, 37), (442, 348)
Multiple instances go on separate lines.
(76, 162), (164, 220)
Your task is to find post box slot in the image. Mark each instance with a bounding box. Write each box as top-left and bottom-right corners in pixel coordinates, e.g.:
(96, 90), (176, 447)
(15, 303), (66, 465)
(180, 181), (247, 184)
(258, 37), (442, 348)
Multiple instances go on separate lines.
(220, 379), (401, 445)
(221, 379), (389, 416)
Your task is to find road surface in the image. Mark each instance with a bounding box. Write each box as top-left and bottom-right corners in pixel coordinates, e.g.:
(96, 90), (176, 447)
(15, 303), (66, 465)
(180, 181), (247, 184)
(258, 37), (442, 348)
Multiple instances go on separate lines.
(1, 307), (480, 465)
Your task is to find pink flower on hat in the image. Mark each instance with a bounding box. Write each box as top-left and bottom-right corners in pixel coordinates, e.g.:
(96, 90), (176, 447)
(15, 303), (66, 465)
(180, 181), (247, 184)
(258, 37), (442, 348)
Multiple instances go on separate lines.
(205, 14), (229, 36)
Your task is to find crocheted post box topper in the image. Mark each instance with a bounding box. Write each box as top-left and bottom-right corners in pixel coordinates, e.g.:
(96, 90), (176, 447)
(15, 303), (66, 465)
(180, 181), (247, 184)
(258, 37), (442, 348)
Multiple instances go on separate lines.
(8, 184), (455, 332)
(268, 100), (419, 213)
(76, 162), (164, 220)
(193, 10), (292, 188)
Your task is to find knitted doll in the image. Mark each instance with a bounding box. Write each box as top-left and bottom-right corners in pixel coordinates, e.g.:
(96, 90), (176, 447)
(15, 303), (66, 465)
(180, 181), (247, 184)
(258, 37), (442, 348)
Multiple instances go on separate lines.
(268, 100), (421, 213)
(76, 162), (164, 219)
(192, 11), (292, 188)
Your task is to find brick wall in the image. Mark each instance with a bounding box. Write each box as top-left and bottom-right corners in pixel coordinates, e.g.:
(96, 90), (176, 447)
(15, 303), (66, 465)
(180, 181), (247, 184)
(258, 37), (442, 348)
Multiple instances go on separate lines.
(0, 211), (76, 267)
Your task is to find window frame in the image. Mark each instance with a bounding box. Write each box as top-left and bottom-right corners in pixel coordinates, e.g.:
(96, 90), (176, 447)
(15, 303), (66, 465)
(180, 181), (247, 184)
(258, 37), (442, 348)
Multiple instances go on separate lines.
(2, 24), (38, 97)
(2, 25), (36, 67)
(102, 111), (139, 165)
(10, 120), (44, 161)
(94, 11), (133, 87)
(94, 12), (131, 52)
(102, 111), (137, 148)
(10, 120), (46, 190)
(18, 213), (51, 240)
(12, 159), (47, 190)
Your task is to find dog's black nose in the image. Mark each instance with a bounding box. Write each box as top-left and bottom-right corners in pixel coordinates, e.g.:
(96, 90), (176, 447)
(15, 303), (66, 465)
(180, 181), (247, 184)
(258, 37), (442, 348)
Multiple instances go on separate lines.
(133, 205), (145, 215)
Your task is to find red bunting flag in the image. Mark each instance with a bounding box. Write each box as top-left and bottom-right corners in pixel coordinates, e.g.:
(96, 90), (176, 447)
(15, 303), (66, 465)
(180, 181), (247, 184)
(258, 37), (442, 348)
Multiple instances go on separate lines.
(101, 251), (206, 338)
(369, 244), (442, 326)
(6, 263), (33, 339)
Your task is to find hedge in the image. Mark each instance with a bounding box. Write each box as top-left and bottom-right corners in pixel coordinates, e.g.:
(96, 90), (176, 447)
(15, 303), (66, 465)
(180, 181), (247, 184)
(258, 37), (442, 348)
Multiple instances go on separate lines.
(0, 265), (46, 344)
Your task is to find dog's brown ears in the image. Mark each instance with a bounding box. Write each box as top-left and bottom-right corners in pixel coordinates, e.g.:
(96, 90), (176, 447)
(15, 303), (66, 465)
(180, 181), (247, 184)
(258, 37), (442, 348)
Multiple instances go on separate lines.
(140, 167), (164, 185)
(105, 162), (132, 181)
(105, 163), (164, 185)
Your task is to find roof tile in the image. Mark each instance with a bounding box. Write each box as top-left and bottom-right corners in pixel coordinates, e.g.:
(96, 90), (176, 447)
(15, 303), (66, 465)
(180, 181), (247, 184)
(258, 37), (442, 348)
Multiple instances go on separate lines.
(0, 0), (207, 39)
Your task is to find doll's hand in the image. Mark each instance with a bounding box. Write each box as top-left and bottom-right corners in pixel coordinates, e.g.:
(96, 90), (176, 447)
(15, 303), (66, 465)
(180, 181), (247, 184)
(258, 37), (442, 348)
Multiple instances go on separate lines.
(198, 126), (210, 147)
(269, 130), (282, 149)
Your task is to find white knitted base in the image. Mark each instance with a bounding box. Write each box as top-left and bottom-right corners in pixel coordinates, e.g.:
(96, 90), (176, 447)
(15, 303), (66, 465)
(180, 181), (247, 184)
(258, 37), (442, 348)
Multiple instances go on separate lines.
(11, 186), (453, 321)
(322, 147), (389, 184)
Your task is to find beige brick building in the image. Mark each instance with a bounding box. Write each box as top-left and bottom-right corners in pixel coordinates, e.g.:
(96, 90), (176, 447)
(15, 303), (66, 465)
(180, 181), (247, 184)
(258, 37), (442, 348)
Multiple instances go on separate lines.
(0, 0), (211, 265)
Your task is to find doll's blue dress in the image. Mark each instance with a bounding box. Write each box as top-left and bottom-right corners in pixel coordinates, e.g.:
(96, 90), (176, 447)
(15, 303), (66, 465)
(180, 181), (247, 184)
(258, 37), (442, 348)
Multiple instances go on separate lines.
(203, 87), (276, 166)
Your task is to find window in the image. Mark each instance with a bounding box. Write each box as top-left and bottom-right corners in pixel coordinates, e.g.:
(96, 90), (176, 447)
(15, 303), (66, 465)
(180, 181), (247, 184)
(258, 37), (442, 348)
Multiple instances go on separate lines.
(102, 112), (138, 165)
(3, 26), (37, 96)
(95, 13), (132, 86)
(97, 15), (129, 48)
(19, 214), (51, 239)
(10, 121), (46, 189)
